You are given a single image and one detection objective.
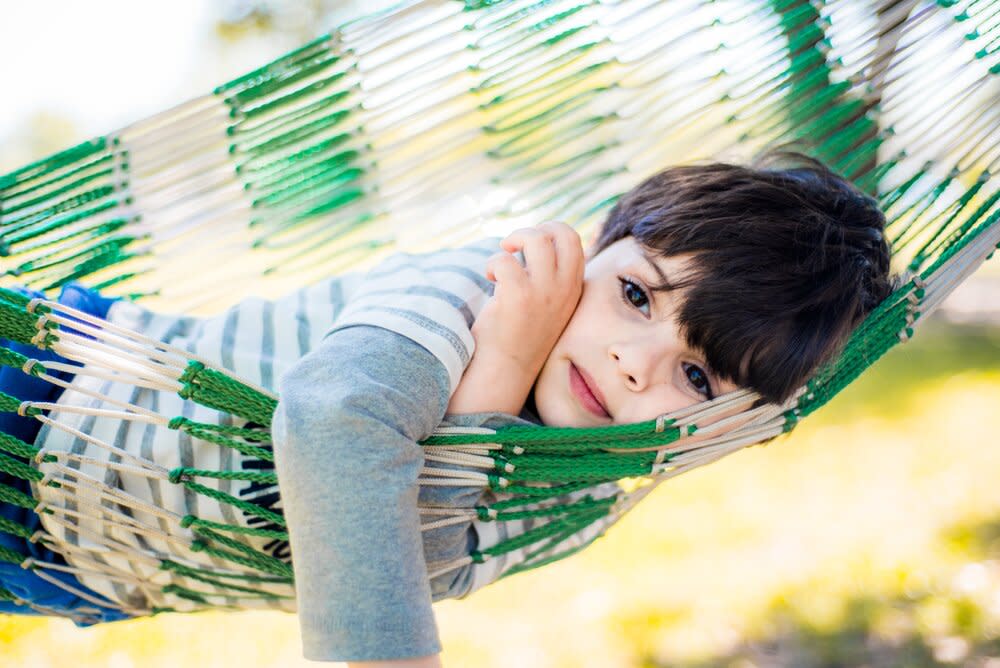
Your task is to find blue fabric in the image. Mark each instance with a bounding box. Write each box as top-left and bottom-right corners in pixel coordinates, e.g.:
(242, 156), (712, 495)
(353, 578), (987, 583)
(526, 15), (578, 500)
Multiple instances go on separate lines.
(0, 282), (131, 625)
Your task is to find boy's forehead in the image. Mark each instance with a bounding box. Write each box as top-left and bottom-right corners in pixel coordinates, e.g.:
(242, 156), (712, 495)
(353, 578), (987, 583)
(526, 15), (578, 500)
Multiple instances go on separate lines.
(591, 238), (698, 283)
(586, 236), (647, 264)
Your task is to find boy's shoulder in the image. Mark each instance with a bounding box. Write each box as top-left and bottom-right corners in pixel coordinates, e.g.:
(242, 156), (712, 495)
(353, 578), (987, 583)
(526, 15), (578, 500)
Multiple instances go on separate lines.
(383, 235), (503, 265)
(327, 236), (507, 393)
(358, 235), (503, 281)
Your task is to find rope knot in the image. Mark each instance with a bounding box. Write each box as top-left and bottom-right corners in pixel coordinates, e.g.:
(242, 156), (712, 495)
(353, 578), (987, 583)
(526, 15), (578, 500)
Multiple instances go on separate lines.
(179, 515), (195, 529)
(475, 506), (497, 522)
(675, 422), (696, 438)
(655, 414), (675, 433)
(486, 474), (508, 489)
(782, 409), (800, 433)
(168, 467), (187, 484)
(167, 416), (188, 430)
(30, 330), (50, 349)
(182, 360), (205, 378)
(177, 362), (206, 400)
(493, 456), (515, 474)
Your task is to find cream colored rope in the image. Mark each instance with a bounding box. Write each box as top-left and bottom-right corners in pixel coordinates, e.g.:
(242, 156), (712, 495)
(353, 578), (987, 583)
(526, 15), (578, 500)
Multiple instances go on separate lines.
(22, 561), (131, 613)
(33, 414), (171, 470)
(35, 364), (180, 396)
(34, 298), (278, 400)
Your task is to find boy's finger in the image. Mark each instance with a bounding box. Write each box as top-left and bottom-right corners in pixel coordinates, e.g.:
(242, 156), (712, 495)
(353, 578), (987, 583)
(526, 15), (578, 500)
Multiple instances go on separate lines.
(486, 251), (528, 287)
(500, 226), (547, 256)
(501, 226), (556, 282)
(538, 221), (584, 282)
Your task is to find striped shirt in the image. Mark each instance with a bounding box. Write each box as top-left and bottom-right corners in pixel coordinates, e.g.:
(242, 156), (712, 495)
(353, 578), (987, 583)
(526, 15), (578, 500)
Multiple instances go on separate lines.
(31, 237), (505, 614)
(30, 235), (621, 658)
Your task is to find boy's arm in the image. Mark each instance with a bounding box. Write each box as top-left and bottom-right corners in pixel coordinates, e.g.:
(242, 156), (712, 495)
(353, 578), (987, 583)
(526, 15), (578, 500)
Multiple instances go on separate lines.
(272, 324), (451, 663)
(445, 347), (537, 417)
(447, 221), (584, 417)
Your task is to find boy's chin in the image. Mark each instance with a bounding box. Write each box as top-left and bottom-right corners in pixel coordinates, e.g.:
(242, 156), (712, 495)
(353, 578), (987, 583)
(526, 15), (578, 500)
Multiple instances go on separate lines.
(534, 397), (600, 428)
(534, 359), (610, 428)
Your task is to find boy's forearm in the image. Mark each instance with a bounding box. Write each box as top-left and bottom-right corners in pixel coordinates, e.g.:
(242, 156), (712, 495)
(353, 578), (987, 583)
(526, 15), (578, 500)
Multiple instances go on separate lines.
(447, 349), (538, 416)
(274, 326), (451, 661)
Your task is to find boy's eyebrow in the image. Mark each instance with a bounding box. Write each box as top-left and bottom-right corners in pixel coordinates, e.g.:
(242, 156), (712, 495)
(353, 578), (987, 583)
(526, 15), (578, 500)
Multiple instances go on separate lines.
(639, 248), (673, 292)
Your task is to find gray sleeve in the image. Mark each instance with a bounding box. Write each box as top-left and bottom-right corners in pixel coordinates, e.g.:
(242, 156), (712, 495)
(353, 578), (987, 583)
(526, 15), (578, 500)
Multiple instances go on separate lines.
(270, 324), (451, 662)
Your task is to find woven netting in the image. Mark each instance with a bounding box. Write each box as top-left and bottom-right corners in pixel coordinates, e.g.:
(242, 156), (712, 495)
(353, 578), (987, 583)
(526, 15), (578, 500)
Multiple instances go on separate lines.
(0, 0), (998, 619)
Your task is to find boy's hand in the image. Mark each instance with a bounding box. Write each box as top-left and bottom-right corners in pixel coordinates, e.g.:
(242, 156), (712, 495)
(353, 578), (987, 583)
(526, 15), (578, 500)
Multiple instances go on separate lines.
(475, 220), (585, 378)
(446, 221), (583, 416)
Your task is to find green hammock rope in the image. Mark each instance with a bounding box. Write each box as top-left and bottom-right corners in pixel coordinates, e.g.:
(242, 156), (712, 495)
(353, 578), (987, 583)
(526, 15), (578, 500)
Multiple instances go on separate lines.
(0, 0), (998, 617)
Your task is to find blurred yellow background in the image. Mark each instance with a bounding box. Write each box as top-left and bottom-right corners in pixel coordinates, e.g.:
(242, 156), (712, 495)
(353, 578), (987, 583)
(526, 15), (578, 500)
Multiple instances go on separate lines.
(0, 318), (997, 667)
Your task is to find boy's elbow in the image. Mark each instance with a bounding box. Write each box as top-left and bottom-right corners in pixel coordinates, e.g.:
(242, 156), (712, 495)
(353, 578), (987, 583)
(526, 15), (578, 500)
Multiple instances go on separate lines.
(273, 326), (451, 445)
(272, 356), (352, 445)
(272, 360), (407, 450)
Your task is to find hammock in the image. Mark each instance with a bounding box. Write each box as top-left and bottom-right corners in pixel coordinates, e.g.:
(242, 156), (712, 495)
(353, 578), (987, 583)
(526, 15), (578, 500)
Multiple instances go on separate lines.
(0, 0), (998, 621)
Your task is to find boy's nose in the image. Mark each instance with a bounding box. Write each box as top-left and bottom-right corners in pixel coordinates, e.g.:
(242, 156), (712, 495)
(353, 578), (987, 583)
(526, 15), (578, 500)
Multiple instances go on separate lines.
(610, 347), (663, 392)
(610, 335), (679, 392)
(609, 351), (639, 388)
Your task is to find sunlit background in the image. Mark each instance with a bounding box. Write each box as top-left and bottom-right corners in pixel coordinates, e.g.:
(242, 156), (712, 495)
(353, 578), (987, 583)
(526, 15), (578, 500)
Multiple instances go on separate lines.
(2, 1), (1000, 666)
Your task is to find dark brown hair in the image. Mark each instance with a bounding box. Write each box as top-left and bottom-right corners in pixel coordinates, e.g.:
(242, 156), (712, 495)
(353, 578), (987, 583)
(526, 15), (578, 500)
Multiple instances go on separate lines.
(592, 148), (899, 405)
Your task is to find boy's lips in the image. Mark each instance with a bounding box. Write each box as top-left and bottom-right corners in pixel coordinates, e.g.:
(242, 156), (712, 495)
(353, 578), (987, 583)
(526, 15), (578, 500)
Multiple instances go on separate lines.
(569, 362), (610, 418)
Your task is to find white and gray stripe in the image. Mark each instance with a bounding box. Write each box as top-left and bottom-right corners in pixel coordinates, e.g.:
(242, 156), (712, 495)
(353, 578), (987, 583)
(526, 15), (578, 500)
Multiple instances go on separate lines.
(33, 236), (505, 612)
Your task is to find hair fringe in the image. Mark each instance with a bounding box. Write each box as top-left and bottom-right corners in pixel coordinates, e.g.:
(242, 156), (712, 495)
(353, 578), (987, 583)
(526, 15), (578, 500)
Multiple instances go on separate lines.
(593, 146), (899, 404)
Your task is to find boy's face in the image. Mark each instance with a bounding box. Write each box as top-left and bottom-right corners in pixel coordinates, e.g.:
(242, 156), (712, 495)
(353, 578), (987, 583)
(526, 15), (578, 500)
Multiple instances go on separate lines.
(533, 236), (741, 427)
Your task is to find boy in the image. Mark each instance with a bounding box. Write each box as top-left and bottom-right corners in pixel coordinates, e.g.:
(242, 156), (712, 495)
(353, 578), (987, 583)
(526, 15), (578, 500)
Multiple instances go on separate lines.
(274, 149), (896, 665)
(0, 149), (894, 666)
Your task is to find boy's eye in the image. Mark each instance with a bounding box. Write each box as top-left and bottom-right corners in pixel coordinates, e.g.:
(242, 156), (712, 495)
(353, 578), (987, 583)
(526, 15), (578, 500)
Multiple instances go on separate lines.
(683, 362), (714, 399)
(618, 277), (650, 315)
